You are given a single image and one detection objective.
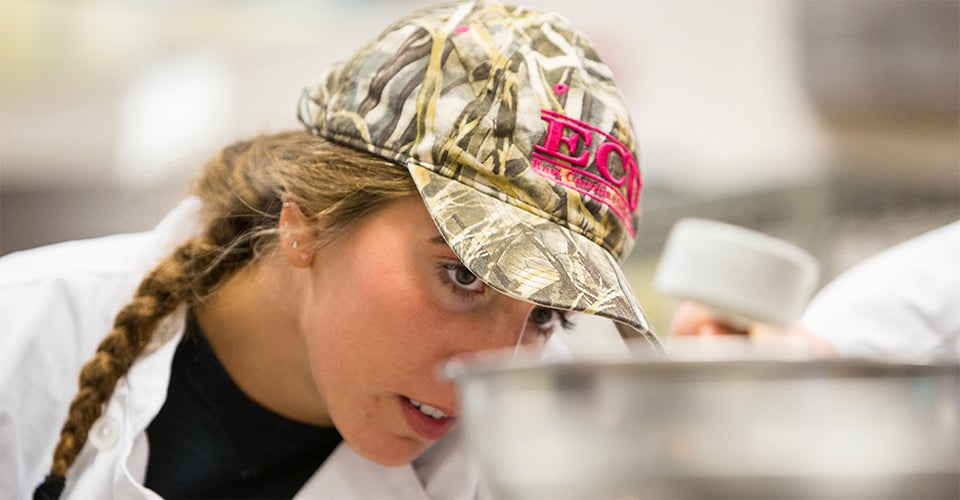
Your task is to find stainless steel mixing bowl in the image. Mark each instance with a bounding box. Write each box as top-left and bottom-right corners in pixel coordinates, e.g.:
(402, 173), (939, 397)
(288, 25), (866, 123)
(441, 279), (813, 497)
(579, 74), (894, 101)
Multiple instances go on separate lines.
(452, 354), (959, 499)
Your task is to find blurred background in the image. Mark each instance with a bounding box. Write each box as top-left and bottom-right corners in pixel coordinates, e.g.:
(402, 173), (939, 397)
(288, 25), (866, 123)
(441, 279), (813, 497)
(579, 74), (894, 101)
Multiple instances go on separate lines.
(2, 0), (958, 333)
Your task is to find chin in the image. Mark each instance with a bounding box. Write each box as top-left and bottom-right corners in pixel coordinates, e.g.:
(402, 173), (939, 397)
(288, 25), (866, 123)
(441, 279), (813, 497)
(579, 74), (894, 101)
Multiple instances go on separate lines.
(349, 436), (428, 467)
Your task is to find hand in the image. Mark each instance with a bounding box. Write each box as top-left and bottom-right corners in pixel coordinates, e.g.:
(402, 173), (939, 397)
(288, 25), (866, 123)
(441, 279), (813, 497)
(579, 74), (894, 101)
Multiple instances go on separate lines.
(668, 301), (837, 356)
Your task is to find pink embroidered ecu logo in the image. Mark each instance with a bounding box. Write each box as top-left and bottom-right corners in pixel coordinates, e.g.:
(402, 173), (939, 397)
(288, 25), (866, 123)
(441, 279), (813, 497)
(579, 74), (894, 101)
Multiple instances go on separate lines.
(532, 109), (641, 237)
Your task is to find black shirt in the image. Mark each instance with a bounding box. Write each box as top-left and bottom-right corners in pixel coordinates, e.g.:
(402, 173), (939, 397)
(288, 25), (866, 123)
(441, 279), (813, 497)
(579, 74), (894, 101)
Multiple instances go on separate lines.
(145, 313), (341, 499)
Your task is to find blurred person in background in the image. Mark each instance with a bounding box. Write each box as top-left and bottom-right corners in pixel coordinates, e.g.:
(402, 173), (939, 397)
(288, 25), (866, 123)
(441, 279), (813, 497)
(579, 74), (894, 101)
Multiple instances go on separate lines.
(0, 1), (660, 499)
(670, 220), (960, 362)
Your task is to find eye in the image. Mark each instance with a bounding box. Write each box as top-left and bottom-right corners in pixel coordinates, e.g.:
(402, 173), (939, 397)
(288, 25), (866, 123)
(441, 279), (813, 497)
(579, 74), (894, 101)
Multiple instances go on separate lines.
(529, 307), (560, 328)
(526, 307), (574, 339)
(443, 264), (485, 293)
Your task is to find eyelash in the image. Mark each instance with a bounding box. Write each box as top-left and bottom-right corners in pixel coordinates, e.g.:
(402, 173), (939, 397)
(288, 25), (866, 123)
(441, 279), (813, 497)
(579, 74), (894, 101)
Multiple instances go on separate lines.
(530, 309), (575, 338)
(555, 312), (575, 331)
(437, 263), (484, 300)
(437, 263), (574, 336)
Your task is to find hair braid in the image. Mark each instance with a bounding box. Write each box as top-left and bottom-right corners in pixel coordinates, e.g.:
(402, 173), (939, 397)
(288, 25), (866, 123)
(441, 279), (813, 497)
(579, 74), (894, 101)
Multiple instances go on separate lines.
(39, 238), (223, 493)
(35, 131), (417, 499)
(35, 177), (260, 499)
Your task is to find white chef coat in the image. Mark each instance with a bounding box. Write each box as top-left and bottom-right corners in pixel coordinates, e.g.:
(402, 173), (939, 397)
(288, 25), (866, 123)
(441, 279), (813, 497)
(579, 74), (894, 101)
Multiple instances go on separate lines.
(801, 220), (960, 363)
(0, 197), (484, 500)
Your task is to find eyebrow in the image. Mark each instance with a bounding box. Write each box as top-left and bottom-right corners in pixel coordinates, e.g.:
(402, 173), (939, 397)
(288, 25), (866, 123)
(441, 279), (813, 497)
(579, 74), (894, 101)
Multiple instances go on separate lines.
(428, 235), (461, 260)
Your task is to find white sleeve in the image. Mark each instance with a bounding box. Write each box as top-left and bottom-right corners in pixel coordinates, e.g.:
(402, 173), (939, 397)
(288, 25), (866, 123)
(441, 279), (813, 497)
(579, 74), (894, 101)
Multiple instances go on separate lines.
(0, 235), (146, 499)
(801, 221), (960, 362)
(0, 198), (202, 499)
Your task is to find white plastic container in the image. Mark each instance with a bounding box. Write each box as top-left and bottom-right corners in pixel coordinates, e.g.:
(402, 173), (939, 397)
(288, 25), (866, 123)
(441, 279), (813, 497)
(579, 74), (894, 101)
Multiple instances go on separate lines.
(655, 218), (820, 326)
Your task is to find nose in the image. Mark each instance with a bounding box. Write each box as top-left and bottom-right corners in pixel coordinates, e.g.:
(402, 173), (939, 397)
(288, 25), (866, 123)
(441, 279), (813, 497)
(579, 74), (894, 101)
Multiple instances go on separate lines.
(437, 296), (541, 395)
(457, 294), (535, 355)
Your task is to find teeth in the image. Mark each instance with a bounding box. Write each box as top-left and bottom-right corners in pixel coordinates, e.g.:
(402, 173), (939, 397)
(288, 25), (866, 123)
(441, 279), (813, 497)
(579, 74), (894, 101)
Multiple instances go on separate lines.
(408, 398), (449, 419)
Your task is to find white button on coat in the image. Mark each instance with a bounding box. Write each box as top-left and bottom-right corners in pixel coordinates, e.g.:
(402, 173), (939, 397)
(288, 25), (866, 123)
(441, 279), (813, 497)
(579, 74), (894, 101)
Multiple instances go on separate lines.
(88, 415), (122, 451)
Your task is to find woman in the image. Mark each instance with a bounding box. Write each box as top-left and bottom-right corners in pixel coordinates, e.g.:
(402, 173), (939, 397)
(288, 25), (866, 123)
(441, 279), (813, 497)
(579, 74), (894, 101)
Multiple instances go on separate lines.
(1, 1), (660, 498)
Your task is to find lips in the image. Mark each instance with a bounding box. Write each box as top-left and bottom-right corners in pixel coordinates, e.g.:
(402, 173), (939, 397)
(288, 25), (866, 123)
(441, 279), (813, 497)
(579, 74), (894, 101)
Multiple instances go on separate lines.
(400, 396), (456, 440)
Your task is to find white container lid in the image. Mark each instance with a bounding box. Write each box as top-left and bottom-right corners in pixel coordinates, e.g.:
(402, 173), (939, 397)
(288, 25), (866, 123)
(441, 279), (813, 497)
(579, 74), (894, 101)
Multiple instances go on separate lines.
(655, 218), (820, 326)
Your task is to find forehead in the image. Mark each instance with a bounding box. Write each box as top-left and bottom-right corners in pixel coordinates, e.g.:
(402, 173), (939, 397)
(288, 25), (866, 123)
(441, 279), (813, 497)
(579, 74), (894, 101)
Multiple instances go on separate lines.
(352, 197), (448, 249)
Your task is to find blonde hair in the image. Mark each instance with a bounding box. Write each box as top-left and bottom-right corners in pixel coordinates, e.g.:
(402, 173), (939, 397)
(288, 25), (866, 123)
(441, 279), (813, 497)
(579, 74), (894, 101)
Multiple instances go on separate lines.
(35, 130), (417, 498)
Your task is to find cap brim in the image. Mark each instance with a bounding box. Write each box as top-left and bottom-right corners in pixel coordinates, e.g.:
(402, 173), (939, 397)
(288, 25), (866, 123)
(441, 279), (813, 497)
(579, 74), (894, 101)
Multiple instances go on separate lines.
(408, 164), (661, 351)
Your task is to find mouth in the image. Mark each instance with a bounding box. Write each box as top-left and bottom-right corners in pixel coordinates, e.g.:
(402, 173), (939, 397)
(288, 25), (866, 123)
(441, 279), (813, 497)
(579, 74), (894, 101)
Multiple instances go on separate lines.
(407, 397), (450, 418)
(400, 396), (456, 441)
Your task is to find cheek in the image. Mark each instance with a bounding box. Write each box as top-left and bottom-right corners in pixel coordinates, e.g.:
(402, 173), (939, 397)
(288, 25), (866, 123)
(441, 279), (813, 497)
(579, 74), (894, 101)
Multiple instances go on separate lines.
(349, 263), (428, 333)
(298, 256), (456, 463)
(301, 259), (446, 387)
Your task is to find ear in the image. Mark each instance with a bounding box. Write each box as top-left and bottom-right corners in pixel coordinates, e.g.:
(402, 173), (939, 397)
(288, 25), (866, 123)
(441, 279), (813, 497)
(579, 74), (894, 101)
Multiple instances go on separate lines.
(279, 199), (315, 268)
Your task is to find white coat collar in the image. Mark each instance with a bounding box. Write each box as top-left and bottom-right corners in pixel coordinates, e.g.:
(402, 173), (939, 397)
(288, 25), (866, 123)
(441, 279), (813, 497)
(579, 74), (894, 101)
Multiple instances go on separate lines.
(295, 425), (481, 499)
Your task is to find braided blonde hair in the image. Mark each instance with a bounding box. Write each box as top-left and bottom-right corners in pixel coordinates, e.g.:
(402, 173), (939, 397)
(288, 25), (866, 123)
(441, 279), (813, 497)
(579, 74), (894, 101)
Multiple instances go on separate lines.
(34, 130), (418, 498)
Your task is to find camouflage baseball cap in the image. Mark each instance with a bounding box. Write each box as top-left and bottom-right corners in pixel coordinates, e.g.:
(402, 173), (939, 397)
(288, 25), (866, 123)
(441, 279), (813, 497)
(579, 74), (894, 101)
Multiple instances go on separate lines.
(298, 0), (660, 349)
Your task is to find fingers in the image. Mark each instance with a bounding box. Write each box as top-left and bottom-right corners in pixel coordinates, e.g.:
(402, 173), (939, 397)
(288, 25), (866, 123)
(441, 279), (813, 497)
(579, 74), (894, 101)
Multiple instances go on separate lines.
(668, 300), (838, 357)
(750, 323), (838, 356)
(698, 321), (748, 336)
(669, 301), (748, 337)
